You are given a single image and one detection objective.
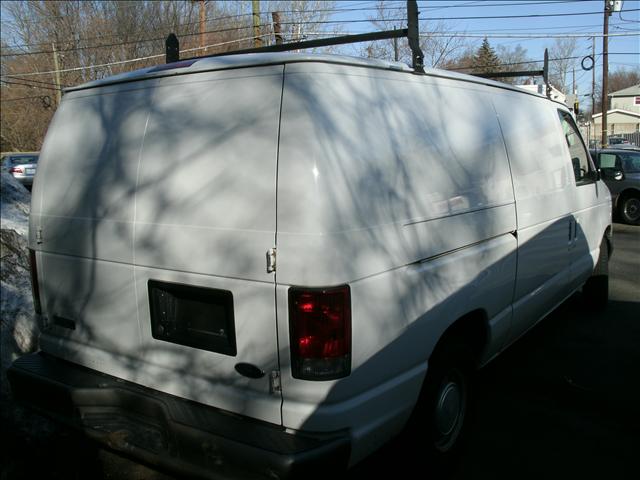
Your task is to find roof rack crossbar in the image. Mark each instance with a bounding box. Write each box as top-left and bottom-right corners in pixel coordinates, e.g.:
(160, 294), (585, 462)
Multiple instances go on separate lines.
(181, 29), (408, 62)
(476, 70), (544, 79)
(475, 49), (551, 98)
(167, 1), (425, 72)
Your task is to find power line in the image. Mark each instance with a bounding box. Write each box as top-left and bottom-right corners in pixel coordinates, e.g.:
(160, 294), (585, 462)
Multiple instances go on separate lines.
(0, 0), (597, 28)
(0, 79), (61, 91)
(1, 76), (69, 88)
(274, 8), (640, 25)
(2, 4), (637, 54)
(1, 4), (395, 50)
(0, 94), (50, 103)
(2, 22), (636, 59)
(302, 31), (639, 39)
(3, 33), (273, 78)
(447, 53), (638, 72)
(5, 45), (636, 80)
(0, 24), (256, 57)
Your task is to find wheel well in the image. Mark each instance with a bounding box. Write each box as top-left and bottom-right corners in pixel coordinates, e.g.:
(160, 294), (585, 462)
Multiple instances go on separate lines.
(432, 310), (488, 367)
(618, 188), (640, 203)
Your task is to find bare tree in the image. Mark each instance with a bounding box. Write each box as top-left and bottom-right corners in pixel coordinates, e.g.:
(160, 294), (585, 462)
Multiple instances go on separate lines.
(0, 1), (259, 150)
(548, 37), (577, 93)
(362, 1), (468, 68)
(495, 44), (532, 85)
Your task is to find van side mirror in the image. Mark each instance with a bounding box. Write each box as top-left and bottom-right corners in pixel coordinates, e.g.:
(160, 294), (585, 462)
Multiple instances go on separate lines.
(613, 170), (624, 181)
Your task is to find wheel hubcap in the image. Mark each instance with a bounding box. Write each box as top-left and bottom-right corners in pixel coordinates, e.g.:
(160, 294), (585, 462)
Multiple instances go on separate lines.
(624, 198), (640, 221)
(435, 382), (461, 436)
(433, 369), (467, 452)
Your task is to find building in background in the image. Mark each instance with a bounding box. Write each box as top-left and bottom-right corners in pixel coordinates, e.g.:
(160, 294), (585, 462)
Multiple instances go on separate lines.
(592, 84), (640, 138)
(517, 83), (567, 105)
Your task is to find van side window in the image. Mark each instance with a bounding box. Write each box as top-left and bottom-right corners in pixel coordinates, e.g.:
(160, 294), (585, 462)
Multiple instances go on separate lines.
(557, 111), (593, 185)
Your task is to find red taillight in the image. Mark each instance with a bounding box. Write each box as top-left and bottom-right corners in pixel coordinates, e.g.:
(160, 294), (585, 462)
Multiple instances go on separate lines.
(28, 249), (42, 314)
(10, 166), (24, 174)
(289, 285), (351, 380)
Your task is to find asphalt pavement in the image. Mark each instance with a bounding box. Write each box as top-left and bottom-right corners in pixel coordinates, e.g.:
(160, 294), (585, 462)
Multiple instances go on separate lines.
(1, 224), (638, 480)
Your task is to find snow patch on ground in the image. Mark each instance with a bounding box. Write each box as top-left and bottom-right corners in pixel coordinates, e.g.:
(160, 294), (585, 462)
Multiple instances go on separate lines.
(1, 171), (31, 236)
(0, 171), (37, 397)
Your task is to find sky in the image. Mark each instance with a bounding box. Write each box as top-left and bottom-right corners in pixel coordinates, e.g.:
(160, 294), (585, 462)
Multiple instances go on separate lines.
(328, 0), (639, 104)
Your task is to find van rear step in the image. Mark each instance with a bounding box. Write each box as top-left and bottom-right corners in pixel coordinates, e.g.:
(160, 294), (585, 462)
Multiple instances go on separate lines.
(8, 353), (350, 480)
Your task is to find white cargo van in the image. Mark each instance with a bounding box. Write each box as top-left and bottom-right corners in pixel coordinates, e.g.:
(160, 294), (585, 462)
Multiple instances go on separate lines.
(9, 52), (612, 479)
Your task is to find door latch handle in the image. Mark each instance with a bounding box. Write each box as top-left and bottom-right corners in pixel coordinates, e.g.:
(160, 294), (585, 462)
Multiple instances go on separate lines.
(266, 247), (276, 273)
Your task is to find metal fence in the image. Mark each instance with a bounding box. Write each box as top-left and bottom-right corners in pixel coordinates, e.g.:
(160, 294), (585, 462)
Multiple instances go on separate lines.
(581, 127), (640, 148)
(620, 132), (640, 147)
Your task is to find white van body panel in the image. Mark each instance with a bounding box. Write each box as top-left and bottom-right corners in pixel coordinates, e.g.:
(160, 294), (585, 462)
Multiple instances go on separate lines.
(277, 63), (516, 285)
(277, 234), (517, 465)
(492, 93), (611, 345)
(275, 64), (518, 452)
(492, 93), (576, 342)
(32, 65), (285, 424)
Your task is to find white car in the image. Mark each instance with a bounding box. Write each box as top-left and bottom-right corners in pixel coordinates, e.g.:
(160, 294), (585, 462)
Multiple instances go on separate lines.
(2, 152), (39, 188)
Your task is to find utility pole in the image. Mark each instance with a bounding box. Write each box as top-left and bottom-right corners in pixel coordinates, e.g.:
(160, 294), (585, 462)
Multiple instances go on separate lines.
(199, 0), (206, 53)
(393, 27), (399, 61)
(592, 36), (596, 119)
(252, 0), (262, 48)
(601, 0), (612, 147)
(591, 36), (596, 145)
(51, 42), (62, 106)
(572, 67), (579, 116)
(272, 11), (283, 45)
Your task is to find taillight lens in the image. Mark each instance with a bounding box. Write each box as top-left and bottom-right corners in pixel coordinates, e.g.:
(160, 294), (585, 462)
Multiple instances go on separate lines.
(289, 285), (351, 380)
(28, 249), (42, 314)
(10, 166), (24, 174)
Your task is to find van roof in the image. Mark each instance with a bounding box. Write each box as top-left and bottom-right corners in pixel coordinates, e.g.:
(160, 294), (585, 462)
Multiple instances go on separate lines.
(67, 52), (552, 100)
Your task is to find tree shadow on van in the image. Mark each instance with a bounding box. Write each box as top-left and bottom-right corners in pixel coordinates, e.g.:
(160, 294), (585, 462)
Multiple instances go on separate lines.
(19, 58), (623, 480)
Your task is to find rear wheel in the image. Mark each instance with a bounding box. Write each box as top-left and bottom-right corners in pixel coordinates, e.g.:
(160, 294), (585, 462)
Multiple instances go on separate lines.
(583, 239), (609, 309)
(409, 338), (473, 467)
(619, 194), (640, 225)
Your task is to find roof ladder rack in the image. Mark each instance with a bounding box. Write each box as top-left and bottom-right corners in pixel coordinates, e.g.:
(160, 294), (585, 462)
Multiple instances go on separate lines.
(475, 49), (551, 98)
(165, 1), (425, 73)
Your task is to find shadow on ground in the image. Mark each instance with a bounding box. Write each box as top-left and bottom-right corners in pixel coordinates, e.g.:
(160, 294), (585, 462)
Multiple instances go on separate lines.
(346, 293), (640, 480)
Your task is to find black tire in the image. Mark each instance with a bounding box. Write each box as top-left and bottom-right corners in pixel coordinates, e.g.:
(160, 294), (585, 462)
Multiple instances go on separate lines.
(408, 338), (474, 469)
(583, 239), (609, 309)
(618, 194), (640, 225)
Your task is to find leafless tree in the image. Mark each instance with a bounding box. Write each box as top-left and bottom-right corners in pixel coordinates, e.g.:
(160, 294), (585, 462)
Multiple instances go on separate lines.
(548, 37), (578, 93)
(361, 1), (468, 68)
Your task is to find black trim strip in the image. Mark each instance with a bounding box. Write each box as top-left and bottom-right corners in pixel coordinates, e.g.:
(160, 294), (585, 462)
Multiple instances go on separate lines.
(403, 201), (515, 227)
(414, 230), (517, 266)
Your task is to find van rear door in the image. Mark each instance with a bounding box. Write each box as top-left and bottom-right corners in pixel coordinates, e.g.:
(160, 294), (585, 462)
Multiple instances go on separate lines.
(33, 65), (285, 424)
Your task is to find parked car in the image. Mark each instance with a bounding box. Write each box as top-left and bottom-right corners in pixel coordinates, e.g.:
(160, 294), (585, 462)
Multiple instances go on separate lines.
(607, 136), (636, 149)
(1, 152), (39, 188)
(9, 52), (612, 479)
(591, 148), (640, 225)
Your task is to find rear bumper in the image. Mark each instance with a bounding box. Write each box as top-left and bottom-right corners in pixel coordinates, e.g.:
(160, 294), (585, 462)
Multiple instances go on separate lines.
(8, 353), (350, 480)
(10, 173), (34, 185)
